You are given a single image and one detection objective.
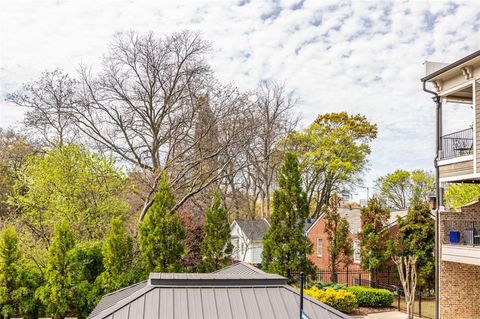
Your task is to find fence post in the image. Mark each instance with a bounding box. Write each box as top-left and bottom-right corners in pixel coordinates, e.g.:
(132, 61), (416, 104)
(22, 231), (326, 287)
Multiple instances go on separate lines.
(359, 272), (362, 286)
(419, 291), (422, 318)
(346, 268), (349, 287)
(397, 287), (400, 311)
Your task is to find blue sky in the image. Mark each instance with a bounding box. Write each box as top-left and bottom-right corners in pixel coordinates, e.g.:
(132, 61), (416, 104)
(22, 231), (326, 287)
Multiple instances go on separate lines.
(1, 0), (479, 199)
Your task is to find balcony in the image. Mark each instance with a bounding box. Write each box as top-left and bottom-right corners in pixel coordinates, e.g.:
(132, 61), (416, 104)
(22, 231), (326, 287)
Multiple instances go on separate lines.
(440, 128), (473, 160)
(442, 219), (480, 266)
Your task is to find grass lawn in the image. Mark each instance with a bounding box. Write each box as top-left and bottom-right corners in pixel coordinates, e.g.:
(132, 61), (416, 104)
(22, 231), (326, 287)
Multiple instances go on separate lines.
(397, 297), (435, 319)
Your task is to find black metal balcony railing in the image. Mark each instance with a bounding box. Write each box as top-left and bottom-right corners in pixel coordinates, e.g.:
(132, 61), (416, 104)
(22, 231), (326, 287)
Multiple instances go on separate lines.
(443, 220), (480, 247)
(441, 128), (474, 160)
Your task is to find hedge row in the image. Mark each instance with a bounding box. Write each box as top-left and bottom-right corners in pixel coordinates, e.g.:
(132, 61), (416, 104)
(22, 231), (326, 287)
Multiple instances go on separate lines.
(347, 286), (394, 307)
(304, 286), (358, 313)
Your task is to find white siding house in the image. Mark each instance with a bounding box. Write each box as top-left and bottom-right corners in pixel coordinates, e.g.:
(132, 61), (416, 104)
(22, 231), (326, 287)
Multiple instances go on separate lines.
(230, 219), (269, 264)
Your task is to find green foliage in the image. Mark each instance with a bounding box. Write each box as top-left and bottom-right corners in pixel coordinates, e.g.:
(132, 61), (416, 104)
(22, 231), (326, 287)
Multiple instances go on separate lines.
(285, 112), (377, 214)
(95, 218), (137, 294)
(262, 152), (316, 282)
(35, 221), (92, 319)
(304, 286), (358, 313)
(10, 144), (129, 248)
(375, 169), (434, 209)
(395, 200), (435, 288)
(315, 281), (347, 291)
(0, 226), (42, 318)
(139, 174), (185, 273)
(347, 286), (394, 307)
(359, 198), (391, 272)
(324, 195), (353, 277)
(199, 192), (233, 272)
(445, 183), (480, 209)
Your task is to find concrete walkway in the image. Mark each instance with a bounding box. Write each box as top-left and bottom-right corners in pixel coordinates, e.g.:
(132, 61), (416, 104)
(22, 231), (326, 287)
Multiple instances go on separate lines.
(360, 311), (419, 319)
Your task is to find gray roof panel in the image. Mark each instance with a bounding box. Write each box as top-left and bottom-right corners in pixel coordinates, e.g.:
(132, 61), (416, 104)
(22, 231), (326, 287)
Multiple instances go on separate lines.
(233, 219), (270, 240)
(214, 262), (266, 275)
(90, 265), (351, 319)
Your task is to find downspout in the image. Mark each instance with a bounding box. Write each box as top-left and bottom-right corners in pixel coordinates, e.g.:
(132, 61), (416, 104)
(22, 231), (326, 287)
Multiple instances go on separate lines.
(422, 80), (441, 319)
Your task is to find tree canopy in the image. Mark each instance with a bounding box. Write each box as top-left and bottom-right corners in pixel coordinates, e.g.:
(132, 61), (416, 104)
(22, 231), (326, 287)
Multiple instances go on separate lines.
(375, 169), (434, 209)
(286, 112), (377, 215)
(10, 144), (129, 249)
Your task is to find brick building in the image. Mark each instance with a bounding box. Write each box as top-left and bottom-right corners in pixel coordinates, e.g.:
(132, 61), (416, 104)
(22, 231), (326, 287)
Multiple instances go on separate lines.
(305, 206), (406, 274)
(422, 49), (480, 318)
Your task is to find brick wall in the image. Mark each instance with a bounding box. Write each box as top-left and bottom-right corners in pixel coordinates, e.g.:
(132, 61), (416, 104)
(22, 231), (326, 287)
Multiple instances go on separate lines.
(306, 218), (362, 271)
(440, 201), (480, 318)
(440, 261), (480, 319)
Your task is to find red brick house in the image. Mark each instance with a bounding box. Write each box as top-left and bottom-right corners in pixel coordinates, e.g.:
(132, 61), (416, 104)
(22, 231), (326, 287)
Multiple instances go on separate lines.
(305, 206), (407, 279)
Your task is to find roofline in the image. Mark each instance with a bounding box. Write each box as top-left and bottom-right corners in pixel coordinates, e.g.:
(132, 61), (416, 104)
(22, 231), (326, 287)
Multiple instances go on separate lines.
(149, 278), (287, 286)
(213, 261), (266, 274)
(305, 212), (324, 234)
(421, 50), (480, 82)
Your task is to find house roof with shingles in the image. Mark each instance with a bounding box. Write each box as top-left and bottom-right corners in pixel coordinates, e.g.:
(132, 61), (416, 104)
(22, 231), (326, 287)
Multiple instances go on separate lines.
(89, 265), (351, 319)
(305, 207), (408, 235)
(232, 219), (270, 240)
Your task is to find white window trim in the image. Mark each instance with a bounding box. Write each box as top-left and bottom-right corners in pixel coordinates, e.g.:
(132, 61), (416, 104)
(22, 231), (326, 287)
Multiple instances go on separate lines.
(353, 240), (361, 264)
(316, 238), (322, 257)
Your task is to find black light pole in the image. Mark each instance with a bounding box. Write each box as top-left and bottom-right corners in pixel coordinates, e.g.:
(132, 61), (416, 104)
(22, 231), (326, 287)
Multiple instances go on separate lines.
(300, 272), (304, 319)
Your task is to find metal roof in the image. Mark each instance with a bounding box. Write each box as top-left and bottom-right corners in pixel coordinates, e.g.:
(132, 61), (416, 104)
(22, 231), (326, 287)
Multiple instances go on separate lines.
(232, 219), (270, 240)
(89, 266), (351, 319)
(214, 262), (266, 275)
(89, 281), (148, 317)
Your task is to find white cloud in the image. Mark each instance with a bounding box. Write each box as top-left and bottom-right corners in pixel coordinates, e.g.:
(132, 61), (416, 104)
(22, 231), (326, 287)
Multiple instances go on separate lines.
(1, 0), (479, 199)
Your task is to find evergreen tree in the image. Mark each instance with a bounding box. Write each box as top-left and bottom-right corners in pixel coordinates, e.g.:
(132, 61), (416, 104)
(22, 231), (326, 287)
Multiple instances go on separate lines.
(324, 195), (353, 281)
(359, 197), (391, 274)
(395, 200), (435, 288)
(0, 226), (43, 319)
(139, 174), (185, 273)
(96, 218), (137, 293)
(199, 192), (233, 272)
(0, 226), (21, 318)
(262, 152), (315, 282)
(35, 222), (90, 319)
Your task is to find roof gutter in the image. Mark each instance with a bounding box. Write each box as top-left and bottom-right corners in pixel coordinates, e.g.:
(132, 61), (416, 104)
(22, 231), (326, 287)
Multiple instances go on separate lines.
(421, 49), (480, 82)
(422, 80), (441, 319)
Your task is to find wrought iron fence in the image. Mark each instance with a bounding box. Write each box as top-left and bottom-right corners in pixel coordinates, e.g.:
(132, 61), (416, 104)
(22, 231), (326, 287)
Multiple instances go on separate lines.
(440, 127), (473, 159)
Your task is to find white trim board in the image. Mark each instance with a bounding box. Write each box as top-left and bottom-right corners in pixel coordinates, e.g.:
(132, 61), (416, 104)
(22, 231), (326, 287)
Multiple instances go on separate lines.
(437, 154), (474, 166)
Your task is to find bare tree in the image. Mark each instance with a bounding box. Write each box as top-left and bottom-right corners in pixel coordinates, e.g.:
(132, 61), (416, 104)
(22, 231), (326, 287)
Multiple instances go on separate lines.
(393, 255), (418, 319)
(230, 81), (297, 219)
(73, 31), (254, 222)
(6, 69), (78, 147)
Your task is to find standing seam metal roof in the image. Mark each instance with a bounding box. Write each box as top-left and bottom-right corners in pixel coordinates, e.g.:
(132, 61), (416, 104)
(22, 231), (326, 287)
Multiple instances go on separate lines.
(89, 268), (351, 319)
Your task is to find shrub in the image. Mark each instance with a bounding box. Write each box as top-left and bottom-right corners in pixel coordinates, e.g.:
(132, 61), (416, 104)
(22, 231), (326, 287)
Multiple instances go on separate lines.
(305, 286), (358, 313)
(315, 281), (347, 291)
(347, 286), (394, 307)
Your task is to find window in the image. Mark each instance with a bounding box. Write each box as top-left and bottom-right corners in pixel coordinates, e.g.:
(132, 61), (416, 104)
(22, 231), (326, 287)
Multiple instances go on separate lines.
(316, 238), (323, 257)
(353, 240), (361, 264)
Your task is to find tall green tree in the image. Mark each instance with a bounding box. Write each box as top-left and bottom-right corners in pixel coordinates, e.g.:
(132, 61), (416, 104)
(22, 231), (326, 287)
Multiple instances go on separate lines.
(262, 152), (315, 282)
(139, 174), (185, 273)
(0, 226), (42, 319)
(444, 183), (480, 209)
(358, 197), (391, 274)
(375, 169), (434, 209)
(285, 112), (377, 215)
(9, 144), (129, 249)
(324, 195), (353, 281)
(35, 222), (90, 319)
(395, 200), (435, 288)
(96, 218), (137, 293)
(199, 193), (233, 272)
